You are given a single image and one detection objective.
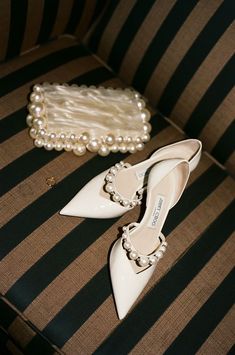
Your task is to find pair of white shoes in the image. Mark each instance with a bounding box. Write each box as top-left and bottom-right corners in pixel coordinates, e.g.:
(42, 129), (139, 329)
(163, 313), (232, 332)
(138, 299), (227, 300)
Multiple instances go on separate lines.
(60, 139), (202, 319)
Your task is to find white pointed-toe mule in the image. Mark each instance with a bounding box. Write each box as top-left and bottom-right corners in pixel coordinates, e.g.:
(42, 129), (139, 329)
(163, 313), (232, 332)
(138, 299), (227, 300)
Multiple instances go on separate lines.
(60, 139), (201, 218)
(109, 158), (190, 319)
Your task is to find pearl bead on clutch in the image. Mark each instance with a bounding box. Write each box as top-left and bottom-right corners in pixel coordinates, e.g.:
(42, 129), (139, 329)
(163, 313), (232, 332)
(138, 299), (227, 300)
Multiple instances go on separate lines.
(26, 83), (152, 156)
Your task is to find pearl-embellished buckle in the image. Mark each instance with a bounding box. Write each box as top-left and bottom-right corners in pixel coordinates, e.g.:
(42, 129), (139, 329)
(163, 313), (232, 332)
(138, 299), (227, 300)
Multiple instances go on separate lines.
(27, 83), (152, 156)
(104, 162), (144, 208)
(121, 223), (167, 267)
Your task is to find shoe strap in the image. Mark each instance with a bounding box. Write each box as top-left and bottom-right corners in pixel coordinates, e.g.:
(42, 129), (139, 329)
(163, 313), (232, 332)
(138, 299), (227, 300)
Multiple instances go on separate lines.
(121, 223), (168, 268)
(104, 161), (144, 208)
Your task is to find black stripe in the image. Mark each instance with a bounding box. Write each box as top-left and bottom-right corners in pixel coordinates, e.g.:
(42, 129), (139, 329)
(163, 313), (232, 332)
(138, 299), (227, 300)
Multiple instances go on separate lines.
(211, 120), (235, 164)
(27, 163), (227, 348)
(0, 108), (27, 143)
(0, 328), (8, 348)
(0, 149), (61, 197)
(0, 298), (17, 328)
(0, 44), (89, 97)
(165, 269), (235, 355)
(26, 266), (111, 351)
(107, 0), (156, 72)
(6, 0), (28, 60)
(36, 0), (60, 44)
(89, 0), (108, 30)
(87, 1), (119, 52)
(3, 116), (167, 303)
(184, 55), (235, 137)
(95, 200), (235, 354)
(0, 65), (112, 144)
(64, 0), (85, 34)
(0, 67), (115, 196)
(158, 0), (234, 116)
(132, 0), (197, 93)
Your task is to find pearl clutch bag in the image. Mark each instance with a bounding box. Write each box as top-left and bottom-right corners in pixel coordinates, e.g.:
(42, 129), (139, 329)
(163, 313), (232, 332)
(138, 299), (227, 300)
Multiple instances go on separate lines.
(26, 83), (152, 156)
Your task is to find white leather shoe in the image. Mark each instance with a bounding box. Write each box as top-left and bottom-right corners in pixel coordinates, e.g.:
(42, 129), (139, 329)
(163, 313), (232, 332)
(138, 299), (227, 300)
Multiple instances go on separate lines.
(110, 158), (190, 319)
(60, 139), (201, 218)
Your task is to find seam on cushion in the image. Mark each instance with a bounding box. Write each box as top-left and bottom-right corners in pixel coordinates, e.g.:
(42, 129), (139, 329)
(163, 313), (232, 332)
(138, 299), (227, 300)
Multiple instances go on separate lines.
(0, 294), (63, 354)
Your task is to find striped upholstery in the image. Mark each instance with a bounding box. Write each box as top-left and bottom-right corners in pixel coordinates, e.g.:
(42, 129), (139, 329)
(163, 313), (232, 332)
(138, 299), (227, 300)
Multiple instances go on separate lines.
(85, 0), (235, 175)
(0, 0), (106, 62)
(1, 34), (235, 354)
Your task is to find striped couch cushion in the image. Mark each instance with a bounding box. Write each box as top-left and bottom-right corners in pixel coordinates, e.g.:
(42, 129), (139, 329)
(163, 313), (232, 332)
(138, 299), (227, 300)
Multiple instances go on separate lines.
(85, 0), (235, 176)
(0, 35), (235, 354)
(0, 0), (106, 62)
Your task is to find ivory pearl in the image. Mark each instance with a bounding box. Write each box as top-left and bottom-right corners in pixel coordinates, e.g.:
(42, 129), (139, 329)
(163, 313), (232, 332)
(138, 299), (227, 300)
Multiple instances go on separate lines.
(128, 143), (137, 154)
(112, 193), (121, 202)
(34, 139), (44, 148)
(137, 99), (145, 110)
(33, 84), (41, 92)
(143, 122), (152, 133)
(55, 143), (63, 151)
(98, 145), (110, 156)
(136, 142), (144, 151)
(64, 143), (73, 152)
(26, 114), (33, 127)
(105, 183), (114, 193)
(129, 251), (138, 260)
(110, 144), (119, 153)
(140, 109), (151, 122)
(119, 143), (128, 153)
(105, 134), (115, 145)
(116, 136), (123, 143)
(123, 241), (131, 250)
(38, 129), (46, 138)
(30, 92), (43, 103)
(162, 241), (168, 247)
(138, 256), (149, 267)
(122, 199), (129, 207)
(155, 250), (163, 259)
(70, 134), (77, 142)
(73, 144), (86, 156)
(124, 136), (132, 143)
(122, 226), (128, 231)
(149, 256), (157, 265)
(29, 127), (37, 138)
(159, 245), (167, 253)
(135, 137), (142, 143)
(33, 118), (45, 128)
(141, 133), (150, 142)
(87, 139), (100, 152)
(105, 174), (113, 182)
(49, 132), (56, 140)
(29, 103), (44, 117)
(44, 142), (54, 151)
(60, 133), (67, 141)
(110, 166), (117, 175)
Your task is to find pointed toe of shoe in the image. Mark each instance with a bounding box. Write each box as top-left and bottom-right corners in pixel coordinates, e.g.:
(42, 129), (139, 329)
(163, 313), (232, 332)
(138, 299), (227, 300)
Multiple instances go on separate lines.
(60, 170), (130, 219)
(110, 240), (155, 319)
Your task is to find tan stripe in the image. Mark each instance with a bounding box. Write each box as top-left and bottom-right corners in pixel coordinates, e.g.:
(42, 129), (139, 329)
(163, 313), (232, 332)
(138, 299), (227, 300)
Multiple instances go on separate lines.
(145, 0), (223, 105)
(0, 54), (100, 120)
(119, 0), (176, 83)
(50, 0), (74, 38)
(20, 0), (44, 54)
(0, 130), (33, 168)
(0, 0), (11, 62)
(171, 23), (235, 127)
(0, 77), (122, 169)
(74, 0), (97, 40)
(0, 35), (75, 77)
(62, 175), (234, 353)
(96, 0), (136, 62)
(7, 316), (36, 349)
(199, 88), (235, 152)
(20, 127), (182, 327)
(131, 234), (235, 354)
(225, 151), (235, 177)
(197, 307), (235, 355)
